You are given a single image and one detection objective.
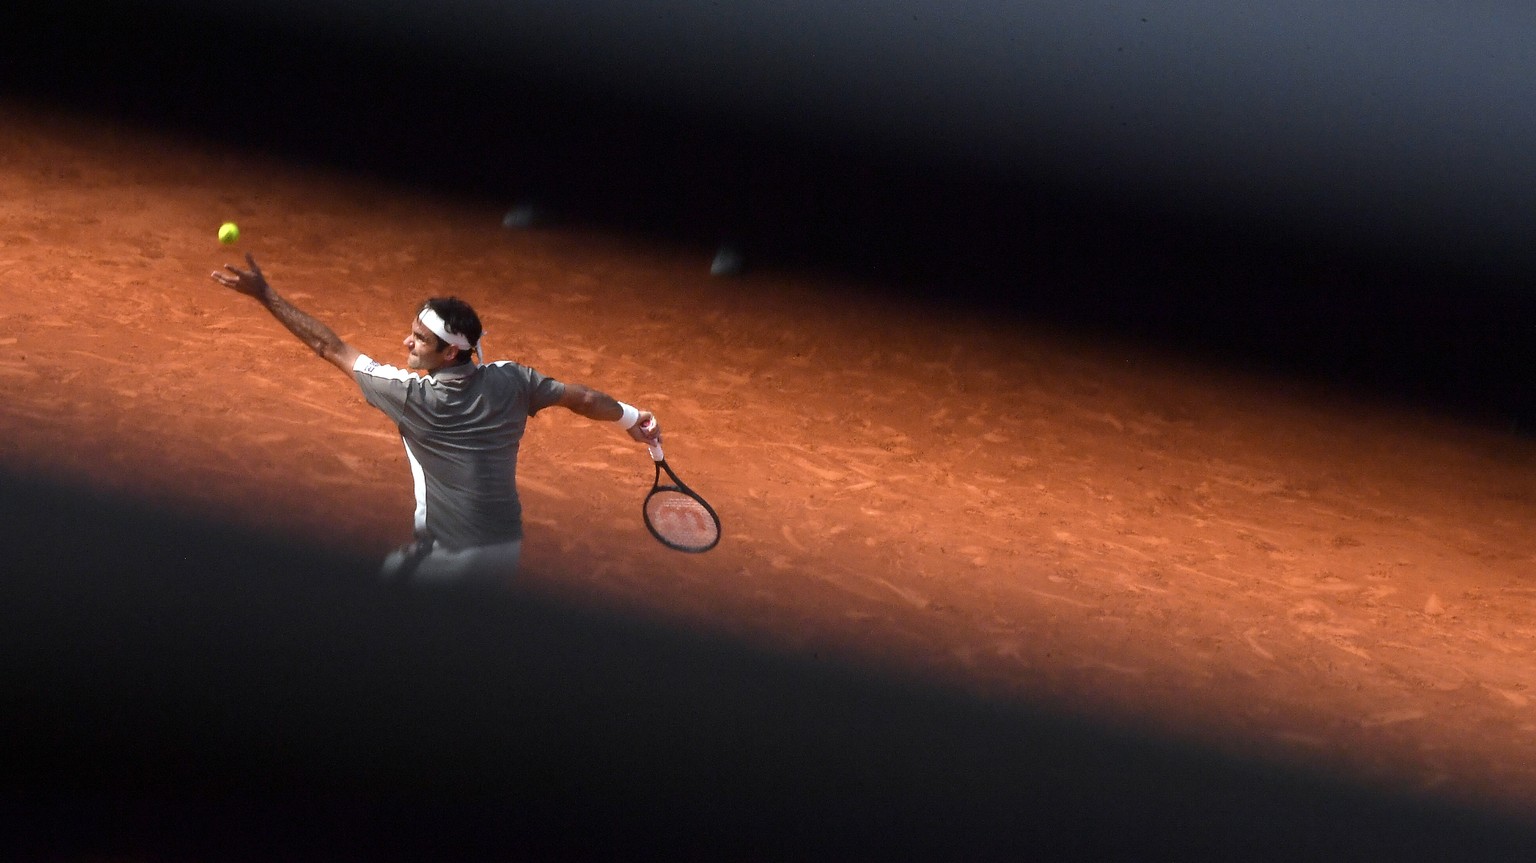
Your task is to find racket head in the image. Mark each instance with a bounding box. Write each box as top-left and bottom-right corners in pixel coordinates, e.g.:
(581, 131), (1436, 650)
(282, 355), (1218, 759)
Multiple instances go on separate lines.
(643, 480), (721, 553)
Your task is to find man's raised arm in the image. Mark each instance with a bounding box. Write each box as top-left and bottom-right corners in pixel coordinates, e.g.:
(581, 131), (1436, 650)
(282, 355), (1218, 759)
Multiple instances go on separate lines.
(211, 253), (360, 373)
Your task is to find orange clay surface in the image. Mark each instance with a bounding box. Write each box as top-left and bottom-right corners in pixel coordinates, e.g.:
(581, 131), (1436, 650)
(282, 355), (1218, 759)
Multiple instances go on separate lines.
(4, 102), (1536, 820)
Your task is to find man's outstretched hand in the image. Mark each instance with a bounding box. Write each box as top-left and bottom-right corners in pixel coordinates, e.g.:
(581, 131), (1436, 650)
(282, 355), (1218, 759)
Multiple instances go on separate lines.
(211, 252), (272, 301)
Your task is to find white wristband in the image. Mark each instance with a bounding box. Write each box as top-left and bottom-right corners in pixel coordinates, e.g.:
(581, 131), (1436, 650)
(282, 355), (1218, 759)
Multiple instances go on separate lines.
(614, 401), (640, 430)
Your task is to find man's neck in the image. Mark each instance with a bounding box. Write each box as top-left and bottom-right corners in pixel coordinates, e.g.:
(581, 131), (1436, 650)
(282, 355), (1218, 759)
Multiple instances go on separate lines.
(429, 359), (477, 377)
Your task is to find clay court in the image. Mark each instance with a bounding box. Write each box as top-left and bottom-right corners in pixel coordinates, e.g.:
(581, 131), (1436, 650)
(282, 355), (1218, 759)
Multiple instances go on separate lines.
(8, 3), (1536, 850)
(6, 87), (1536, 854)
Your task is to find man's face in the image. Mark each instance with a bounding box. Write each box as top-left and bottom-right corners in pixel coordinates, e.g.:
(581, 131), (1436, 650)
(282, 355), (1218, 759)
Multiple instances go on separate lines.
(404, 319), (454, 371)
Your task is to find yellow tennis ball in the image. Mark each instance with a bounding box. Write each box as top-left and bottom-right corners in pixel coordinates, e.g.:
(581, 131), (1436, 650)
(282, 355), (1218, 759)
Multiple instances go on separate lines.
(218, 222), (240, 245)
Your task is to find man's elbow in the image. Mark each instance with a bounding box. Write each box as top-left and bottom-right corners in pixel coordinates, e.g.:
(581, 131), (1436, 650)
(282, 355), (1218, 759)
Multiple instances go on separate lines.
(322, 343), (358, 372)
(561, 386), (603, 418)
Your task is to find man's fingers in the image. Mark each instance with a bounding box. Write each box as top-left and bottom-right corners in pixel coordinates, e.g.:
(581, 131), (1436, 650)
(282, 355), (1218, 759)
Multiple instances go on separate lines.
(245, 252), (261, 274)
(210, 264), (255, 288)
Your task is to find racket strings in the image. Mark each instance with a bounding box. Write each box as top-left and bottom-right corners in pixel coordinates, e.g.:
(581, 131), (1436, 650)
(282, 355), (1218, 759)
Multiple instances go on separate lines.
(645, 490), (719, 551)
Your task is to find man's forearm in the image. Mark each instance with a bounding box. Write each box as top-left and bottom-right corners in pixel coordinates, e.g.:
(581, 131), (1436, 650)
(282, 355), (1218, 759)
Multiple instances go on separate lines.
(560, 383), (626, 421)
(557, 383), (655, 440)
(261, 289), (346, 360)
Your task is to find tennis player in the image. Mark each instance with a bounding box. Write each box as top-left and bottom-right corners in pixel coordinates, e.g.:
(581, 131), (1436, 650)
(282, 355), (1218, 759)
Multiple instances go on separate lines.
(211, 253), (662, 586)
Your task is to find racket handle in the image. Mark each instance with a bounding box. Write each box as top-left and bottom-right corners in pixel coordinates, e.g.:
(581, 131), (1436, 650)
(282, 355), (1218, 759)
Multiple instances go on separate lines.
(641, 417), (664, 461)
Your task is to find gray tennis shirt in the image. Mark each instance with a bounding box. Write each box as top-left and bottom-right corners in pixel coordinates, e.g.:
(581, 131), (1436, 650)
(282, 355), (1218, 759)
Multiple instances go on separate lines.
(352, 354), (565, 549)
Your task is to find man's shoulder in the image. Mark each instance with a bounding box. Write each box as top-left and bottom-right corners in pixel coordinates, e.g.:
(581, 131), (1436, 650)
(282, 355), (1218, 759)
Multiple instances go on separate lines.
(482, 359), (544, 380)
(353, 354), (416, 383)
(480, 360), (563, 397)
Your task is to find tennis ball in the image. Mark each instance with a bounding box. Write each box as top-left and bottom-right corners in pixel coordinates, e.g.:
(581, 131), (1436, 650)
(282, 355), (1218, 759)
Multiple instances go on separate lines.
(218, 222), (240, 245)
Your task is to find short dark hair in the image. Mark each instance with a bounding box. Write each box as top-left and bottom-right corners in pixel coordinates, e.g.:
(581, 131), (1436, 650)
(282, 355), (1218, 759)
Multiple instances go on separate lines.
(423, 296), (482, 363)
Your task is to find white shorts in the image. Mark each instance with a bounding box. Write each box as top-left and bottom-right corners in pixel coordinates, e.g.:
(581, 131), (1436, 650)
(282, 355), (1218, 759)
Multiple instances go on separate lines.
(381, 537), (522, 587)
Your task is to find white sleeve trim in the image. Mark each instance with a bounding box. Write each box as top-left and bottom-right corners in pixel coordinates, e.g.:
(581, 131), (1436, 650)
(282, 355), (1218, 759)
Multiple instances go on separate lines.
(352, 353), (414, 382)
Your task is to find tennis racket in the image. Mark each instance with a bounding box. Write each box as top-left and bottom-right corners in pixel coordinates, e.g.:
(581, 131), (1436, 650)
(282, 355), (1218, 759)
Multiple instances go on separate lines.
(640, 422), (720, 553)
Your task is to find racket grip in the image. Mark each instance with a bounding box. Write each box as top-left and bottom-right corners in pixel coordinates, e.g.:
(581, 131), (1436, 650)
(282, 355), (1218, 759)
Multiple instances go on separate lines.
(640, 417), (664, 461)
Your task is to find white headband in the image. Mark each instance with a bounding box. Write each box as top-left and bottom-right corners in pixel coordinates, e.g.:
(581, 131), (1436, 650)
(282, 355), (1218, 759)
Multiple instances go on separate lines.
(418, 305), (474, 352)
